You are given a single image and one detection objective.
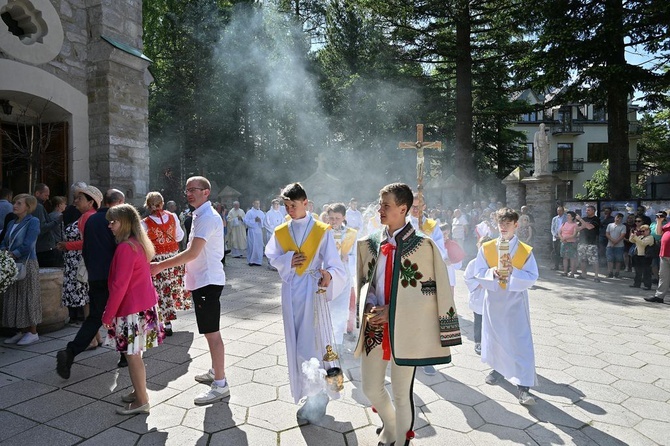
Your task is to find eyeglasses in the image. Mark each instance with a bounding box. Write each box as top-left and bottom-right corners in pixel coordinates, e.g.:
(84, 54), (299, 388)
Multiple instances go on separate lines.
(108, 220), (116, 225)
(184, 187), (206, 194)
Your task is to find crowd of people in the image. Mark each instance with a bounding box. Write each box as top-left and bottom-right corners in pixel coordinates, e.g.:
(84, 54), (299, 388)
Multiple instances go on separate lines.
(6, 178), (669, 444)
(551, 203), (670, 302)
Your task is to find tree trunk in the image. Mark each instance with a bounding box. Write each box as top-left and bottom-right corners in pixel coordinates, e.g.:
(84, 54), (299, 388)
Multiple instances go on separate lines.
(454, 1), (475, 198)
(604, 0), (631, 199)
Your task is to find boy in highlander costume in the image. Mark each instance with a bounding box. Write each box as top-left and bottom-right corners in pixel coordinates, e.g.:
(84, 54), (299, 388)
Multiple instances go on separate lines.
(355, 183), (461, 446)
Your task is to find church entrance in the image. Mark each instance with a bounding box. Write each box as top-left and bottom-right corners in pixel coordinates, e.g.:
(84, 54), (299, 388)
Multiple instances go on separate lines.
(0, 118), (69, 197)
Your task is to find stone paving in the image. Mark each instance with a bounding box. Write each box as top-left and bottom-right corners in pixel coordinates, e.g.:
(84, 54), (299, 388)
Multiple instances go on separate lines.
(1, 257), (669, 445)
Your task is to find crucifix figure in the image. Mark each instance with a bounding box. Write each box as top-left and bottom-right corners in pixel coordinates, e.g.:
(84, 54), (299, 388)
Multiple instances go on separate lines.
(398, 124), (442, 203)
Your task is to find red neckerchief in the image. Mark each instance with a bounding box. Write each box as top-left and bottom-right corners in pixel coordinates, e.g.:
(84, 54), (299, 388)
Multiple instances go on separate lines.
(380, 241), (395, 361)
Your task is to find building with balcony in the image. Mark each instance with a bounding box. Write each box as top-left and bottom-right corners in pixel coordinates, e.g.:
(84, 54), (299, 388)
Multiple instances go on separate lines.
(512, 89), (641, 200)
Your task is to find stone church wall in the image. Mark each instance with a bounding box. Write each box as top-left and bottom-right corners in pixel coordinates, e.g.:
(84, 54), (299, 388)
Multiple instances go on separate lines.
(0, 0), (150, 200)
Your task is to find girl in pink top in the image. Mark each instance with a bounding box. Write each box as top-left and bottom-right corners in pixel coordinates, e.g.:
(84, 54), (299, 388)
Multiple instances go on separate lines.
(102, 204), (165, 415)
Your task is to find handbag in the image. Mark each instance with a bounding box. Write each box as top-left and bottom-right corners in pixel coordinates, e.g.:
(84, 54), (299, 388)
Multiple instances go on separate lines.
(76, 260), (88, 283)
(645, 238), (660, 259)
(14, 261), (27, 281)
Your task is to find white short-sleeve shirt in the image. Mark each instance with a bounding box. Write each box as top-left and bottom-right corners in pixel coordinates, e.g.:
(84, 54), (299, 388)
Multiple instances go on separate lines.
(185, 201), (226, 290)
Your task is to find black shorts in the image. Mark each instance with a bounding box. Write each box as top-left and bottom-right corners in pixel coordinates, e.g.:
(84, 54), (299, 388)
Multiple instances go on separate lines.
(192, 284), (224, 334)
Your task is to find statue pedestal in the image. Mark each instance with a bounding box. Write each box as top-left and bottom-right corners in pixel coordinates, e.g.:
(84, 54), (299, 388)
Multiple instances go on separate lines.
(37, 268), (68, 333)
(522, 174), (562, 259)
(502, 167), (530, 211)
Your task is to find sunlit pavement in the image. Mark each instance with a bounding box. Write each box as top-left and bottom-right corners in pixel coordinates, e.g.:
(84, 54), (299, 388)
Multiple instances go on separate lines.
(1, 256), (669, 445)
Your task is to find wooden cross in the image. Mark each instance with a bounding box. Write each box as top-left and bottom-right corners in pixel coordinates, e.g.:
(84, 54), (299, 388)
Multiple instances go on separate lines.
(398, 124), (442, 204)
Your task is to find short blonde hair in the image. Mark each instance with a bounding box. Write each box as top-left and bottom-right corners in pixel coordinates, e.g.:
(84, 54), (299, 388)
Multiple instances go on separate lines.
(13, 193), (37, 213)
(186, 176), (211, 190)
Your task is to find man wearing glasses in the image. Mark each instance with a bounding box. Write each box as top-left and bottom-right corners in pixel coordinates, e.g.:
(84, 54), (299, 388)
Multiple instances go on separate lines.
(151, 176), (228, 405)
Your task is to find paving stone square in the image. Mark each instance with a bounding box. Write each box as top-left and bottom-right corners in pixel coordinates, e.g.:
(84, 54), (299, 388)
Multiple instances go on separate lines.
(1, 256), (669, 445)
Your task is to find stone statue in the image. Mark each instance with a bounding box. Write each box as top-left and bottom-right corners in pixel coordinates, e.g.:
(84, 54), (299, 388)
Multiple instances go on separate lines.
(533, 123), (549, 176)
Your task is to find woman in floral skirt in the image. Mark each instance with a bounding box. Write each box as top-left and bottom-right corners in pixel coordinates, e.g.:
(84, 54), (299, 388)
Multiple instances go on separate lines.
(56, 186), (101, 347)
(141, 192), (189, 336)
(102, 204), (165, 415)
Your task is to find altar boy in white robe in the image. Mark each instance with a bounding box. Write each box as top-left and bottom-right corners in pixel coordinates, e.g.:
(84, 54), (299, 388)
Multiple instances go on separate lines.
(474, 207), (539, 405)
(265, 183), (346, 423)
(326, 202), (357, 343)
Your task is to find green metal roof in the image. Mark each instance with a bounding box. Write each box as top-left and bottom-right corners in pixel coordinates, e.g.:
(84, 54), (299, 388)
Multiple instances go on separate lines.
(102, 35), (152, 63)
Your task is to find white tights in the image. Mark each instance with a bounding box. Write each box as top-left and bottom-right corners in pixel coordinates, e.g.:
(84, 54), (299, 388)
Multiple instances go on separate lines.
(361, 346), (416, 445)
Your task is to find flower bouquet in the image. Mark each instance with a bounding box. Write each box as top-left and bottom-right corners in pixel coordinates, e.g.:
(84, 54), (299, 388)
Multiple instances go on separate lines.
(0, 250), (18, 293)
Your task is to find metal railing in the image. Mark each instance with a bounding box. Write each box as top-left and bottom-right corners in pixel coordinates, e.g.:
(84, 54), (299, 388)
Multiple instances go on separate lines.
(549, 158), (584, 173)
(550, 122), (584, 135)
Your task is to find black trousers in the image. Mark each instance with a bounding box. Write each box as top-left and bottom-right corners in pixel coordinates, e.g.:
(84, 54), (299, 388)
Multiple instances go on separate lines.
(633, 256), (652, 288)
(67, 280), (108, 357)
(473, 312), (482, 344)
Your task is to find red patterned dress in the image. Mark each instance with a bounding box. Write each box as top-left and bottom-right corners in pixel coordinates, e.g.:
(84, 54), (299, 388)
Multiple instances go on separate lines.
(143, 212), (191, 324)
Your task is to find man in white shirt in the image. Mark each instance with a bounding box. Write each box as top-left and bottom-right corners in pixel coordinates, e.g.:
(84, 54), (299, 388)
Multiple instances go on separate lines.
(345, 198), (363, 232)
(151, 176), (228, 406)
(551, 206), (567, 270)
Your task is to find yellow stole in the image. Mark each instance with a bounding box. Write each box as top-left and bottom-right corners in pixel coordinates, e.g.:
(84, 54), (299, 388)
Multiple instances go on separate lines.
(421, 218), (437, 235)
(334, 227), (357, 256)
(482, 239), (532, 289)
(284, 212), (320, 222)
(275, 219), (330, 276)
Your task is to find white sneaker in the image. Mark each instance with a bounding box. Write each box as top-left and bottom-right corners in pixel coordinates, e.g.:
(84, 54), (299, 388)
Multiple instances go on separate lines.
(194, 369), (215, 384)
(194, 381), (230, 405)
(518, 387), (536, 405)
(3, 332), (24, 344)
(17, 332), (39, 346)
(422, 365), (437, 376)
